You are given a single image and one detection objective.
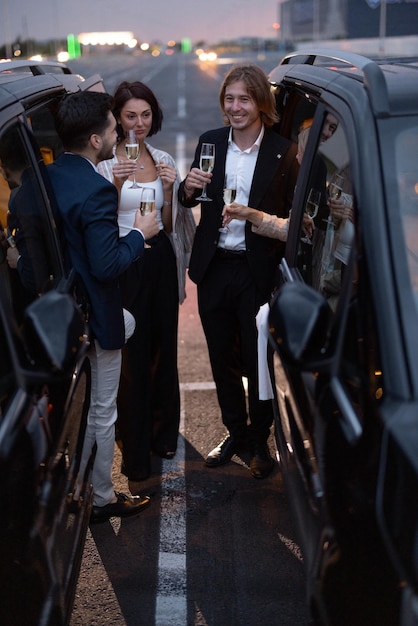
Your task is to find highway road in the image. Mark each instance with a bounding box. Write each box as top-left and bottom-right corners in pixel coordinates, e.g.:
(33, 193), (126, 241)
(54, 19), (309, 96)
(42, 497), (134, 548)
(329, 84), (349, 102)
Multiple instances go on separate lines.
(68, 50), (310, 626)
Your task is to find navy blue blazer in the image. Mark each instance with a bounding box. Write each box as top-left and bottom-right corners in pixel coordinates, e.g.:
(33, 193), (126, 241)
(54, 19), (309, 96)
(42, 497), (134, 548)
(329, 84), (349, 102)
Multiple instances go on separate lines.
(179, 127), (298, 300)
(48, 153), (144, 350)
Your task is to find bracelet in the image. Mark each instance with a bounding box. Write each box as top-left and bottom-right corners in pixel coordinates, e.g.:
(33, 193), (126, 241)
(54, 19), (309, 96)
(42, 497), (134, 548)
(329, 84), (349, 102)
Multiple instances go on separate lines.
(163, 200), (172, 206)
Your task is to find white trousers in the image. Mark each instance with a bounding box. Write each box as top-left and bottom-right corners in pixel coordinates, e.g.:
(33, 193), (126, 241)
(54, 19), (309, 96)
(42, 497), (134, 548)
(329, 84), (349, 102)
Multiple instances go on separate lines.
(76, 309), (135, 507)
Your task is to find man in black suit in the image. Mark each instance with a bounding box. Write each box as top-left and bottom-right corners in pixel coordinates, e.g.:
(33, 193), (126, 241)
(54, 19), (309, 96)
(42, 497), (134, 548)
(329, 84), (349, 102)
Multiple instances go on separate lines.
(179, 65), (298, 479)
(48, 91), (159, 522)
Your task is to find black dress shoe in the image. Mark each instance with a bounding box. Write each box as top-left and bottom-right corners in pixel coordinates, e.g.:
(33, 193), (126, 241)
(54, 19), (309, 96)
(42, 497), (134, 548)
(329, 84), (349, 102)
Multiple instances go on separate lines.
(90, 491), (151, 524)
(250, 446), (275, 479)
(205, 435), (245, 468)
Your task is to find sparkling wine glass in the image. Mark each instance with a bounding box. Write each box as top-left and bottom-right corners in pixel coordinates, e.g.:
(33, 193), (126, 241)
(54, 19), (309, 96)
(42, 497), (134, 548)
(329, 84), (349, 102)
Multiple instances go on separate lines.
(301, 188), (321, 244)
(125, 129), (140, 188)
(196, 143), (215, 201)
(219, 172), (237, 233)
(139, 187), (155, 215)
(327, 173), (344, 201)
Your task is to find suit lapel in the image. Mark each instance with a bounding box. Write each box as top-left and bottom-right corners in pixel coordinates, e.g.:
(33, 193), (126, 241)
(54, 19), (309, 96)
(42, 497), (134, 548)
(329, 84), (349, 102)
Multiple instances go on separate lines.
(249, 130), (291, 208)
(211, 130), (229, 204)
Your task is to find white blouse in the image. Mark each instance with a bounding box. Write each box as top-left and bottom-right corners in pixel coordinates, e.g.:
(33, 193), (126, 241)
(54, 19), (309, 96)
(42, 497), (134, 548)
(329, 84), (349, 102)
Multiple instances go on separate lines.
(118, 177), (164, 236)
(98, 142), (196, 303)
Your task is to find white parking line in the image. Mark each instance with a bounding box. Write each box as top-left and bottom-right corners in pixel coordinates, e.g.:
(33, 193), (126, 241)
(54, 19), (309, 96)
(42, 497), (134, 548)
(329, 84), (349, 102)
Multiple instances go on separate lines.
(176, 132), (188, 181)
(155, 387), (188, 625)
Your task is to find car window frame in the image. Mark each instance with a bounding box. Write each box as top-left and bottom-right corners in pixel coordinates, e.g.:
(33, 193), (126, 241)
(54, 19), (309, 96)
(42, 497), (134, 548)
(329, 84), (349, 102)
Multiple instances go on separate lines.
(278, 95), (374, 431)
(377, 116), (418, 395)
(19, 106), (66, 280)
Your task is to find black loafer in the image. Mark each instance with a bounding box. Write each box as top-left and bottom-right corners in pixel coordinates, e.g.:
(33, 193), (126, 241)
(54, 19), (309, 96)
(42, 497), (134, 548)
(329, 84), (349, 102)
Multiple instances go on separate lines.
(90, 491), (151, 524)
(205, 435), (245, 468)
(250, 446), (275, 479)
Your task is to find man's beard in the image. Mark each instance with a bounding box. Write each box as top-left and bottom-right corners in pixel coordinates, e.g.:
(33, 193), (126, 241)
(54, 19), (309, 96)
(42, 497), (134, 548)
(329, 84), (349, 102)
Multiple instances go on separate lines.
(98, 143), (114, 162)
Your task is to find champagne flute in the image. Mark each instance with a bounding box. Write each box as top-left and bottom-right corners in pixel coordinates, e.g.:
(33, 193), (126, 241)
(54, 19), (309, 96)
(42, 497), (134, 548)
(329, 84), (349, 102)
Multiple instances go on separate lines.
(196, 143), (215, 201)
(327, 173), (344, 200)
(139, 187), (155, 215)
(219, 172), (237, 233)
(301, 188), (321, 244)
(125, 129), (140, 189)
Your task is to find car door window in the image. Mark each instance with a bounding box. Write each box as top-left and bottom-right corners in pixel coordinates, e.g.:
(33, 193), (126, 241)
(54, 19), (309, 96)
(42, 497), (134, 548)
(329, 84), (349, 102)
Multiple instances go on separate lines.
(293, 110), (352, 304)
(0, 122), (64, 326)
(28, 102), (65, 165)
(396, 123), (418, 313)
(287, 106), (384, 425)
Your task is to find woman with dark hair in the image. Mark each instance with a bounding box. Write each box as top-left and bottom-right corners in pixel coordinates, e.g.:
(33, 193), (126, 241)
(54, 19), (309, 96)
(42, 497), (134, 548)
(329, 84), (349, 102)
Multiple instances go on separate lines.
(98, 81), (196, 489)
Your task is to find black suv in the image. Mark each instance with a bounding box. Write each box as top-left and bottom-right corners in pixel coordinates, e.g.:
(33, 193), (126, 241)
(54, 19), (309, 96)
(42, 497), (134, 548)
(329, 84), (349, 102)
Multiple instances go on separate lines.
(267, 50), (418, 625)
(0, 61), (102, 626)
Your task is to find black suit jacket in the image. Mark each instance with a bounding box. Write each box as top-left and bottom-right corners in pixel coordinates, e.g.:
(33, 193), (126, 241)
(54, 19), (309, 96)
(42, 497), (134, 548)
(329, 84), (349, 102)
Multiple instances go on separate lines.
(179, 126), (298, 299)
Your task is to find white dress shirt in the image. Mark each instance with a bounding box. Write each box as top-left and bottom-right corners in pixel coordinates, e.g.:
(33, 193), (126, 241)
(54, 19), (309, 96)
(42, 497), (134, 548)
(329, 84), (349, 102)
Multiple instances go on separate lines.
(218, 126), (264, 251)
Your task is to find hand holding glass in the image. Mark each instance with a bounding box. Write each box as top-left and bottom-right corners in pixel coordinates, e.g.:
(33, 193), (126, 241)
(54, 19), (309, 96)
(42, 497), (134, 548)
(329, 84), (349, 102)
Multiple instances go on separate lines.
(196, 143), (215, 201)
(327, 173), (344, 200)
(125, 129), (140, 189)
(220, 173), (237, 233)
(301, 188), (321, 244)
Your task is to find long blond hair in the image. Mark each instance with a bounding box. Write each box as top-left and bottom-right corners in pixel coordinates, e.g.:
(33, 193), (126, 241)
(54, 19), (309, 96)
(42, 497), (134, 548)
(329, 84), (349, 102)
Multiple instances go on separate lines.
(219, 65), (278, 128)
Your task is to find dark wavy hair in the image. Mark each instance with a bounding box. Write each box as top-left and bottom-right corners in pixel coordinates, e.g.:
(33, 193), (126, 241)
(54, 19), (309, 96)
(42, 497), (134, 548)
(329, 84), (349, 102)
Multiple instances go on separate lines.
(54, 91), (114, 151)
(112, 81), (163, 141)
(219, 64), (278, 128)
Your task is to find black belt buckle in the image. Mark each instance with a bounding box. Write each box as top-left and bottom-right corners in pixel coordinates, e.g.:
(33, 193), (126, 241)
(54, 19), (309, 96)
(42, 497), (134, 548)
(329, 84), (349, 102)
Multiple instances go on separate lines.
(216, 248), (246, 259)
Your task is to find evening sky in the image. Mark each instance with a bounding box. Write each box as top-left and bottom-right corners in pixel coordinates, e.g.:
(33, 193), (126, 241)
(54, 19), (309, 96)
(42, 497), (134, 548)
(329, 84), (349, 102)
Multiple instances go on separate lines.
(1, 0), (280, 47)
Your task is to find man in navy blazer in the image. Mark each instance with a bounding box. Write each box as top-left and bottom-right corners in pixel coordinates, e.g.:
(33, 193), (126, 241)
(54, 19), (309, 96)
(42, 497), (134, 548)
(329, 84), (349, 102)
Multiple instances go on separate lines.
(179, 65), (298, 479)
(48, 91), (159, 523)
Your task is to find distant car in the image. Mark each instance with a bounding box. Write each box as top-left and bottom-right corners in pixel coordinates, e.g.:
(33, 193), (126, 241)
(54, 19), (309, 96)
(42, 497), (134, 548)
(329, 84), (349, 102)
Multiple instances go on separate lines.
(0, 60), (103, 626)
(267, 50), (418, 626)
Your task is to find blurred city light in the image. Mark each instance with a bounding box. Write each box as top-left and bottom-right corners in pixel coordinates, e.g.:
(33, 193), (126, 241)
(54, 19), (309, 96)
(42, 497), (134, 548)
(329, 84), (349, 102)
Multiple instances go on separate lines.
(57, 51), (70, 62)
(78, 31), (136, 47)
(197, 50), (218, 61)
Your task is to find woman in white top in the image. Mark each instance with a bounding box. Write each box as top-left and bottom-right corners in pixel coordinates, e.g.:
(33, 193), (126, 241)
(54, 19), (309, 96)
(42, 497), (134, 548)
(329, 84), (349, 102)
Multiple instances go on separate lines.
(98, 81), (196, 485)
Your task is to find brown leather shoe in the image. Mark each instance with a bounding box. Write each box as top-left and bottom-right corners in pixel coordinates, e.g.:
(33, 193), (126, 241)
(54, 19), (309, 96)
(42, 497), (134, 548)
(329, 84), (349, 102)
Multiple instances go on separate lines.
(90, 491), (151, 524)
(250, 446), (275, 479)
(205, 435), (246, 468)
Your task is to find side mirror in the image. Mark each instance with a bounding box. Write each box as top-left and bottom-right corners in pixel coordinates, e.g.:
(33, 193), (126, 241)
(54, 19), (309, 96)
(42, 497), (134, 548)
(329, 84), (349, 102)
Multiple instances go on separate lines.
(23, 290), (88, 373)
(268, 281), (332, 371)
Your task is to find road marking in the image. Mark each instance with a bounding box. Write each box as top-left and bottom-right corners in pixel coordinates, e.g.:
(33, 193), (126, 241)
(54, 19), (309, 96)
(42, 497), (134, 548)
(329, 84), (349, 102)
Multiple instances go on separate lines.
(155, 387), (188, 625)
(176, 133), (188, 181)
(178, 96), (186, 118)
(180, 381), (216, 391)
(155, 381), (216, 623)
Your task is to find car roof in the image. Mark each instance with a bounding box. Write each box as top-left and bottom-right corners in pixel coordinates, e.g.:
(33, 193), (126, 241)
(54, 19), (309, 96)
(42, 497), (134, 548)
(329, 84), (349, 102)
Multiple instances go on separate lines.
(0, 59), (73, 77)
(0, 60), (104, 120)
(269, 49), (418, 117)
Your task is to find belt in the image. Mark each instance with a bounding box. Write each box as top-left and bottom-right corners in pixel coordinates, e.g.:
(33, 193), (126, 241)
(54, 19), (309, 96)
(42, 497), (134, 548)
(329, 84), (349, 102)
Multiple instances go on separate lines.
(216, 248), (246, 259)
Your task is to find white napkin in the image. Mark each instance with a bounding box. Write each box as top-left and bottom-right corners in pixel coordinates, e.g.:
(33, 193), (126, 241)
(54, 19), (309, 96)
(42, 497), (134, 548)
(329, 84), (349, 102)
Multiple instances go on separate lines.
(256, 303), (274, 400)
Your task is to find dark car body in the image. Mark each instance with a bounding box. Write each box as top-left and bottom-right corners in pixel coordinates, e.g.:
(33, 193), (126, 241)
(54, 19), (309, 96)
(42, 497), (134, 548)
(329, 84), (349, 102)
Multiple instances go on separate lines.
(266, 50), (418, 625)
(0, 61), (102, 626)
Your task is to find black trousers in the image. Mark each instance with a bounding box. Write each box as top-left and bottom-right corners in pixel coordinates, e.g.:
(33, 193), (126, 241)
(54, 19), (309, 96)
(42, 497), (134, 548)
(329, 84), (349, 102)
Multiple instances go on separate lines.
(197, 252), (273, 448)
(117, 232), (180, 480)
